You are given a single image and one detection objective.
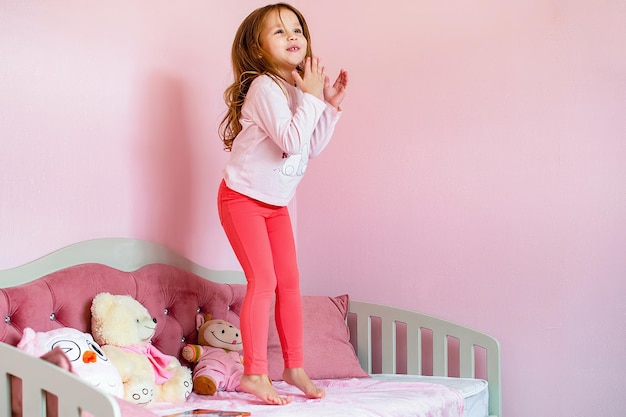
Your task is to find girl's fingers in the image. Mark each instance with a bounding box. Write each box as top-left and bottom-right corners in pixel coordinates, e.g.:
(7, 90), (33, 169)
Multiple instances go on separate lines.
(306, 56), (325, 77)
(316, 58), (325, 76)
(310, 57), (318, 75)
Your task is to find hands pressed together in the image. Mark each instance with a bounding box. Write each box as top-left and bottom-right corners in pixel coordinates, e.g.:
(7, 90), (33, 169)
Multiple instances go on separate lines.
(292, 56), (349, 110)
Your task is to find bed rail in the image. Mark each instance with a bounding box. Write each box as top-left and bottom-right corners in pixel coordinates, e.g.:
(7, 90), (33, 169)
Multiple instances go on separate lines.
(349, 300), (501, 417)
(0, 341), (121, 417)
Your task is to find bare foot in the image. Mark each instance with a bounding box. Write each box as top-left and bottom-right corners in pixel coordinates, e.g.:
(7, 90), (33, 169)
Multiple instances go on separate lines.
(283, 368), (325, 399)
(240, 374), (292, 405)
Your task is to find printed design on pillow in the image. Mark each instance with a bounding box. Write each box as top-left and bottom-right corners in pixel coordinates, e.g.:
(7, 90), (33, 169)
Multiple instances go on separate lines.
(17, 327), (124, 397)
(267, 294), (369, 381)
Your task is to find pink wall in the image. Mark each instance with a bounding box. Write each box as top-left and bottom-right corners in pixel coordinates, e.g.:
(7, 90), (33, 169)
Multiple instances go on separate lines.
(1, 1), (624, 416)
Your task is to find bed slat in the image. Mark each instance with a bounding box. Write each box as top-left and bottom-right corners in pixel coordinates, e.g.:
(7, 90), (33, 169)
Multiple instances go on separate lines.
(432, 330), (447, 376)
(459, 339), (474, 378)
(381, 317), (396, 373)
(407, 327), (421, 374)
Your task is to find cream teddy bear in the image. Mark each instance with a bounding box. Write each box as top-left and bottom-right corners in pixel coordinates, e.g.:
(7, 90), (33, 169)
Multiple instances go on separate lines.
(90, 292), (192, 407)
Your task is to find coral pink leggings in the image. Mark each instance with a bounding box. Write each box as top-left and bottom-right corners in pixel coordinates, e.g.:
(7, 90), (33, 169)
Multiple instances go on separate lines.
(217, 180), (303, 375)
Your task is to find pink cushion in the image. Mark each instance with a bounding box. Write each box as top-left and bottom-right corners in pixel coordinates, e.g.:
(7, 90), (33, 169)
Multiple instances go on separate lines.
(267, 294), (369, 381)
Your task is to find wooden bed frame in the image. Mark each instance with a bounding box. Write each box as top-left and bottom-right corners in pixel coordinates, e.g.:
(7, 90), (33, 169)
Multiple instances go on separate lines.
(0, 238), (501, 417)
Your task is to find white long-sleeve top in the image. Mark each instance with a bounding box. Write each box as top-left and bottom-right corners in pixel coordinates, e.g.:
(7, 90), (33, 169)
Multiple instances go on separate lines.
(223, 74), (342, 206)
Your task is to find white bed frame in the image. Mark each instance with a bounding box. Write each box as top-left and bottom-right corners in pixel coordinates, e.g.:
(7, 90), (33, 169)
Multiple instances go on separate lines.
(0, 238), (501, 417)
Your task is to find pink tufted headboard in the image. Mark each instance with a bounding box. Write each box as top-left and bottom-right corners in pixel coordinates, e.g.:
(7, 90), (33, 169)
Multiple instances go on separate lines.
(0, 262), (246, 359)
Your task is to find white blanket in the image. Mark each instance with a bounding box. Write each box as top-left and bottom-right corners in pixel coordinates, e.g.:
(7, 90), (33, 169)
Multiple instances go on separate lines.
(147, 378), (464, 417)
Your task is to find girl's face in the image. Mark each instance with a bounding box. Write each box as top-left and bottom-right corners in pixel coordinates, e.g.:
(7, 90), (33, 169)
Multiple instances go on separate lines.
(259, 8), (308, 83)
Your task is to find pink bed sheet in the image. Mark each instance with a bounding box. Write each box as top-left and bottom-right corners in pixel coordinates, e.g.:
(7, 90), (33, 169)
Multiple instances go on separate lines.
(144, 378), (464, 417)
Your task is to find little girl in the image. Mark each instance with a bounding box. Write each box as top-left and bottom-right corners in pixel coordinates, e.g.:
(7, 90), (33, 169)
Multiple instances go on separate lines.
(217, 2), (348, 406)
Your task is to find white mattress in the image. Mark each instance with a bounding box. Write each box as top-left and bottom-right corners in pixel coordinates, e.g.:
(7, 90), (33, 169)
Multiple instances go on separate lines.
(151, 376), (467, 417)
(370, 374), (489, 417)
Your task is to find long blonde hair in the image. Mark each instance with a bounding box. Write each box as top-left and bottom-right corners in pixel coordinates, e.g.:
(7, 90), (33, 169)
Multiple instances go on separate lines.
(219, 3), (313, 151)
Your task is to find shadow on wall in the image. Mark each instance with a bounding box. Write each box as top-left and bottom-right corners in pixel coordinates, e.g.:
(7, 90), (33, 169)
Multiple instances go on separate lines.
(131, 71), (195, 254)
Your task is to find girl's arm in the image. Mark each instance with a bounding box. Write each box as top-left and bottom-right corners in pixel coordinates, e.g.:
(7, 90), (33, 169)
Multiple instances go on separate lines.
(309, 105), (341, 158)
(310, 69), (348, 157)
(248, 77), (327, 155)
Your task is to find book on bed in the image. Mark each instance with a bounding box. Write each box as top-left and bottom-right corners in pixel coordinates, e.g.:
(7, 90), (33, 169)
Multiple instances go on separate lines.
(163, 410), (251, 417)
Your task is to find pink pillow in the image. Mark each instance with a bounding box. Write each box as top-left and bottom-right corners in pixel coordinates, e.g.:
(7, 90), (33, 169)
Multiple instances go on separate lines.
(267, 294), (369, 381)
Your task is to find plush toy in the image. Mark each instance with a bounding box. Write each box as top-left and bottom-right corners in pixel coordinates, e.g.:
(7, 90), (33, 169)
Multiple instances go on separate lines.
(17, 327), (124, 398)
(90, 292), (192, 407)
(181, 314), (244, 395)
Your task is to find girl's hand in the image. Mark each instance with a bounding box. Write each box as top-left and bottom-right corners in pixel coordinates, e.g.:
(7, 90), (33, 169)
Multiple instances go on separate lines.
(292, 56), (325, 99)
(323, 69), (349, 110)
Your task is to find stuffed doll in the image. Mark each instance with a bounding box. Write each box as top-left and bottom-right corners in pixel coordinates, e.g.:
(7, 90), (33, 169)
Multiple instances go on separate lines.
(90, 292), (192, 407)
(16, 327), (124, 398)
(181, 314), (244, 395)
